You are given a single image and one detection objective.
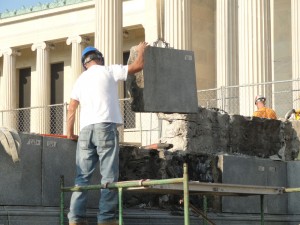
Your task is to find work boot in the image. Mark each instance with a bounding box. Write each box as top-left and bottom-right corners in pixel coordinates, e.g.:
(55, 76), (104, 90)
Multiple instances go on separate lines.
(98, 220), (119, 225)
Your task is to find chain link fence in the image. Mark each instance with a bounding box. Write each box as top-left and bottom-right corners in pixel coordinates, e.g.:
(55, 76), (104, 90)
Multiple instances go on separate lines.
(0, 104), (67, 135)
(198, 79), (300, 118)
(0, 99), (162, 145)
(1, 79), (299, 143)
(119, 99), (162, 145)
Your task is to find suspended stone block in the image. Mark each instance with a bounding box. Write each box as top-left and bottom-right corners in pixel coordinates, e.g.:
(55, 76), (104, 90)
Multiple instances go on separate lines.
(127, 46), (198, 113)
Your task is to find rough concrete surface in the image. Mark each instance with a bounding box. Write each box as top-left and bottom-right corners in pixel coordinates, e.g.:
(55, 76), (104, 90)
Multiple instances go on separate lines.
(119, 147), (220, 211)
(160, 107), (300, 160)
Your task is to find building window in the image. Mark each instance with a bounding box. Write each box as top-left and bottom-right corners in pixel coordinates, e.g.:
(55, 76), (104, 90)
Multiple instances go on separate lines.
(50, 62), (64, 134)
(18, 68), (31, 132)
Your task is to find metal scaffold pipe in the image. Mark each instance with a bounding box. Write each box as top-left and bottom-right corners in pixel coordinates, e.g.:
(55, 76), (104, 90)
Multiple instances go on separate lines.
(284, 187), (300, 193)
(62, 177), (185, 192)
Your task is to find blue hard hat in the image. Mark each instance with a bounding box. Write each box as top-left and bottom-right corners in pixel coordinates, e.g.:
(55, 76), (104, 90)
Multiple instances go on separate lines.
(81, 46), (103, 66)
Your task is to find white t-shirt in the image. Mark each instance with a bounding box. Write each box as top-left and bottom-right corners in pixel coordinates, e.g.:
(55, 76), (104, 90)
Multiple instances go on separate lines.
(70, 64), (128, 130)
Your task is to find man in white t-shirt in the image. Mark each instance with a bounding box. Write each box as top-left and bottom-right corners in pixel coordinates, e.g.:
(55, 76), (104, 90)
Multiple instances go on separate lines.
(67, 42), (148, 225)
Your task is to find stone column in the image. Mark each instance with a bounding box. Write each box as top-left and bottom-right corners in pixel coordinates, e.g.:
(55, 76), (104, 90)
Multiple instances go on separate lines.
(95, 0), (124, 140)
(164, 0), (191, 50)
(144, 0), (160, 42)
(94, 1), (123, 96)
(216, 0), (239, 114)
(66, 35), (88, 135)
(292, 0), (300, 109)
(238, 0), (272, 116)
(31, 42), (52, 134)
(0, 48), (19, 129)
(95, 0), (122, 65)
(66, 35), (87, 85)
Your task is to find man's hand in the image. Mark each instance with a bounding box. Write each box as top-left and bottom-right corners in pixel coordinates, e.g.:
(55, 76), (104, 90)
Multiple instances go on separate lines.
(136, 41), (149, 54)
(128, 41), (149, 74)
(67, 134), (79, 141)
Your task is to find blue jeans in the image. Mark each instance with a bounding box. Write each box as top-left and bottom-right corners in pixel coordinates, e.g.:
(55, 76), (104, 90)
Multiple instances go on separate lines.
(68, 123), (119, 223)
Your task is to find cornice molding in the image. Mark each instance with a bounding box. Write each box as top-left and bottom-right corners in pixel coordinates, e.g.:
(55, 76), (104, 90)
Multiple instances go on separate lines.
(0, 0), (93, 19)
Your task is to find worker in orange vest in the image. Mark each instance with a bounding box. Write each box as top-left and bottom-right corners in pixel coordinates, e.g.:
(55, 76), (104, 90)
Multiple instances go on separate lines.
(253, 95), (277, 119)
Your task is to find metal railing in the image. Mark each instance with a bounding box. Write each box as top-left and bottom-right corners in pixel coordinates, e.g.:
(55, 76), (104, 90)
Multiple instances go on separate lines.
(1, 79), (300, 143)
(197, 79), (300, 118)
(0, 99), (162, 145)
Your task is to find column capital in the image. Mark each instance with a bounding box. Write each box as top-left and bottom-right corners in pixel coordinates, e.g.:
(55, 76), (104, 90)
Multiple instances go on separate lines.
(0, 47), (21, 57)
(66, 35), (89, 45)
(31, 42), (55, 51)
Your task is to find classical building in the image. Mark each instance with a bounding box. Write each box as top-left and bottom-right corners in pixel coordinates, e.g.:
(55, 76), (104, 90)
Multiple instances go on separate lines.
(0, 0), (298, 142)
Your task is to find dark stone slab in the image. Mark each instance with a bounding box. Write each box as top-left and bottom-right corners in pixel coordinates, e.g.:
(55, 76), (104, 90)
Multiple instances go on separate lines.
(266, 160), (287, 213)
(42, 136), (100, 208)
(0, 133), (42, 205)
(127, 46), (198, 113)
(287, 161), (300, 214)
(221, 155), (287, 214)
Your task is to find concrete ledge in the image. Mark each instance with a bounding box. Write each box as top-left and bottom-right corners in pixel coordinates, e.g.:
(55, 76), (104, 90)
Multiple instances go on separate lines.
(0, 207), (299, 225)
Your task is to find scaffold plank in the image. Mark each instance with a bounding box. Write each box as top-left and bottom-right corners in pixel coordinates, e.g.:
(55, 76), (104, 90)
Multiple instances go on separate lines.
(125, 181), (284, 196)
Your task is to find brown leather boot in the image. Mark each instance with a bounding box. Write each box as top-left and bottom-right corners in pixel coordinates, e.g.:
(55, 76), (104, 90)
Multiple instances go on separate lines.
(98, 220), (119, 225)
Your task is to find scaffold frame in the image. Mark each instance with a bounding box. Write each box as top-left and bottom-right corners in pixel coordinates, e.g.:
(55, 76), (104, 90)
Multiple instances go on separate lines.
(60, 163), (285, 225)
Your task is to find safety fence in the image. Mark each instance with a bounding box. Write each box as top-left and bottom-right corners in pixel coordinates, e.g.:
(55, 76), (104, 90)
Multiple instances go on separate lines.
(197, 79), (300, 118)
(0, 99), (162, 145)
(1, 79), (300, 144)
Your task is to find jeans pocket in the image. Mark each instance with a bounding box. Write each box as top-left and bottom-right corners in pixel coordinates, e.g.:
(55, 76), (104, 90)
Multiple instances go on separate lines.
(78, 129), (91, 150)
(96, 129), (116, 149)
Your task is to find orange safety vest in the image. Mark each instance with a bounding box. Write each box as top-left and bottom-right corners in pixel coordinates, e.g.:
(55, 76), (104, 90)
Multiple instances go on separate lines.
(253, 107), (277, 119)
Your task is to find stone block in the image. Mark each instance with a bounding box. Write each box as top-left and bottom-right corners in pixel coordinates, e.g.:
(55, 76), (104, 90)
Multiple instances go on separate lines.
(230, 115), (283, 158)
(127, 46), (198, 113)
(284, 121), (300, 160)
(220, 155), (287, 214)
(42, 136), (100, 208)
(287, 161), (300, 214)
(160, 108), (230, 154)
(0, 133), (42, 205)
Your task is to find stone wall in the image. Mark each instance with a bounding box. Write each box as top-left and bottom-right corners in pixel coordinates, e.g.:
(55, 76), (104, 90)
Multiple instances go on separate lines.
(119, 146), (219, 210)
(159, 107), (300, 160)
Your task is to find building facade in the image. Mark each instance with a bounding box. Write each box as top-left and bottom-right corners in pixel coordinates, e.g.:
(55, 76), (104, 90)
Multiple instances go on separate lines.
(0, 0), (299, 142)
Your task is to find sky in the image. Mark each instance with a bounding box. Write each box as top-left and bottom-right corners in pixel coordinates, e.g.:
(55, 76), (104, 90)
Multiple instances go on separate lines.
(0, 0), (54, 13)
